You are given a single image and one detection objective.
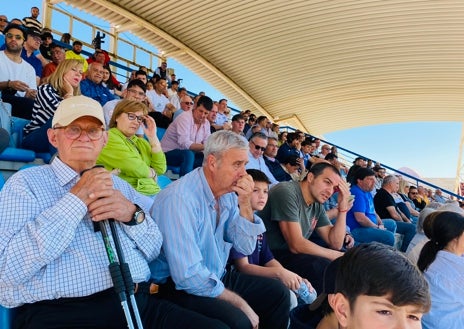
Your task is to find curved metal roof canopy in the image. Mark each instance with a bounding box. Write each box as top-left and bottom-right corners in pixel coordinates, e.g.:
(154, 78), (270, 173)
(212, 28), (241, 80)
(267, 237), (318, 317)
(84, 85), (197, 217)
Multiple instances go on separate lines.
(59, 0), (464, 135)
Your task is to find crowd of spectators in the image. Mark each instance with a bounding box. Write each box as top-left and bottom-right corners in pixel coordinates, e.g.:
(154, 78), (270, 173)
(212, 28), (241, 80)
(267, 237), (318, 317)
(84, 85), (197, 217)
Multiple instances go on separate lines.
(0, 7), (463, 329)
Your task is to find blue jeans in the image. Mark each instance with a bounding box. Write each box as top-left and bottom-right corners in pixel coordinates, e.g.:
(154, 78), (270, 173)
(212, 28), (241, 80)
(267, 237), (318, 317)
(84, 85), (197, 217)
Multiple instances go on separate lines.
(351, 218), (397, 247)
(395, 220), (416, 252)
(164, 149), (203, 176)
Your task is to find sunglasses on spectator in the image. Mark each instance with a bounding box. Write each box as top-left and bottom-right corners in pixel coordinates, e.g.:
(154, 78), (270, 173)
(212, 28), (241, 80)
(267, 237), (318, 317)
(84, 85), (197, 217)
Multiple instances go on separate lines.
(224, 111), (230, 114)
(0, 18), (8, 22)
(183, 101), (194, 105)
(251, 141), (266, 152)
(5, 33), (23, 40)
(126, 112), (144, 122)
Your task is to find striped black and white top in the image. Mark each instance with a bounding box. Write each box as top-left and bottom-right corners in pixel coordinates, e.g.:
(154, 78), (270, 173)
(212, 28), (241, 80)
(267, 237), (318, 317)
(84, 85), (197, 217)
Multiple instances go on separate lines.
(24, 83), (62, 136)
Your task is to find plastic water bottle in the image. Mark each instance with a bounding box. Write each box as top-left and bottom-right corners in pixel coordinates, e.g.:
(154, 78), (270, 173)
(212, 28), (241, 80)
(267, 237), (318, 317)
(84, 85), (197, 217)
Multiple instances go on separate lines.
(296, 283), (317, 304)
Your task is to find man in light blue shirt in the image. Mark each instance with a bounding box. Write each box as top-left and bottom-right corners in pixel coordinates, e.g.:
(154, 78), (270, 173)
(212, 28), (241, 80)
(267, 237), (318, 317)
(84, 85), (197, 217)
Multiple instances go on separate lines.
(245, 132), (279, 186)
(150, 130), (290, 329)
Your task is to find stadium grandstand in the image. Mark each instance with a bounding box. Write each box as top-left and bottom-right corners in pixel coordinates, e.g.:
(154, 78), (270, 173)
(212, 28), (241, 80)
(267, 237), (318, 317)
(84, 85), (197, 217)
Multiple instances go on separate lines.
(1, 1), (464, 327)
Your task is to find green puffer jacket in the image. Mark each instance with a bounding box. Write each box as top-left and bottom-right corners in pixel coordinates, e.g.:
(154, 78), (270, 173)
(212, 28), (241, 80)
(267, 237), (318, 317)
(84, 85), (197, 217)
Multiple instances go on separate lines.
(97, 128), (167, 196)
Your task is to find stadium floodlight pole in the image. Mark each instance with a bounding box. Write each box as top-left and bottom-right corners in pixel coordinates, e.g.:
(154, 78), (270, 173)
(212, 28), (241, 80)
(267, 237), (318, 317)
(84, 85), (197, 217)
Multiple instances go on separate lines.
(108, 219), (144, 329)
(99, 220), (136, 329)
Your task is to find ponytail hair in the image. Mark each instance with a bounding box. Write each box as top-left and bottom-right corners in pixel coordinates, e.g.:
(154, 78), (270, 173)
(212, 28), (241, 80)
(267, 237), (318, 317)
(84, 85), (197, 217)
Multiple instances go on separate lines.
(417, 211), (464, 272)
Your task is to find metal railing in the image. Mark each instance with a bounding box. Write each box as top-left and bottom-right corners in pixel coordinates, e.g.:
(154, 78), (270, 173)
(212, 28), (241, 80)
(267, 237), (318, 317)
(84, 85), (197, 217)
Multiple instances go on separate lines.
(309, 135), (463, 200)
(44, 3), (164, 81)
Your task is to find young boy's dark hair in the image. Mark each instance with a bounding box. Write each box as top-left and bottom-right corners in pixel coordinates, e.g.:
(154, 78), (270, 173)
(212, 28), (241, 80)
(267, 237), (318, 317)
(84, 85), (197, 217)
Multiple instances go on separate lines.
(246, 169), (271, 184)
(337, 243), (431, 312)
(290, 243), (431, 329)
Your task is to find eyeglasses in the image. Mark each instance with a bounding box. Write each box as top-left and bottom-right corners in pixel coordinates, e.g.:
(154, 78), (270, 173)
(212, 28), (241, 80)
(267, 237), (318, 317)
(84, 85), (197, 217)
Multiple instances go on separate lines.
(5, 33), (23, 41)
(31, 36), (43, 44)
(126, 112), (143, 123)
(54, 125), (104, 141)
(183, 101), (194, 105)
(251, 140), (266, 152)
(0, 18), (8, 22)
(410, 192), (418, 195)
(127, 89), (145, 97)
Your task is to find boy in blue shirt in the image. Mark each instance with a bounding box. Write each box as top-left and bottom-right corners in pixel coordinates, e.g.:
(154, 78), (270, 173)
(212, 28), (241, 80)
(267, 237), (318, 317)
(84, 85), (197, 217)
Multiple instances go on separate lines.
(229, 169), (315, 309)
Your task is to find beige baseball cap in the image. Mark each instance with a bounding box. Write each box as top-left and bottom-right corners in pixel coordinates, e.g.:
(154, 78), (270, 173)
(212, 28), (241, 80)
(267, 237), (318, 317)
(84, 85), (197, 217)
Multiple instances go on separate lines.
(52, 96), (106, 128)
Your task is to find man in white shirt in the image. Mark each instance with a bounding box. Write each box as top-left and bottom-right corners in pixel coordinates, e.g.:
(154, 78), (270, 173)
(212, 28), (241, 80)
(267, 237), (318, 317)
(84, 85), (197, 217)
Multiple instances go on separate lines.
(214, 98), (229, 129)
(167, 80), (178, 98)
(146, 78), (170, 112)
(0, 24), (37, 119)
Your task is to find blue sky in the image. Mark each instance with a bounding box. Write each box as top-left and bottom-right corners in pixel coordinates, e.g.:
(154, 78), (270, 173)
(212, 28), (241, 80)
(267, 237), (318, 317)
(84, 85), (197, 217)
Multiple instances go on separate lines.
(6, 0), (462, 178)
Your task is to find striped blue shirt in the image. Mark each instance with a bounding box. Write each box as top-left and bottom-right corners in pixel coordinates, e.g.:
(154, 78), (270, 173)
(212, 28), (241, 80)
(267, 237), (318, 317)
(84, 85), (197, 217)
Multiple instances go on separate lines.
(0, 158), (162, 308)
(149, 167), (265, 297)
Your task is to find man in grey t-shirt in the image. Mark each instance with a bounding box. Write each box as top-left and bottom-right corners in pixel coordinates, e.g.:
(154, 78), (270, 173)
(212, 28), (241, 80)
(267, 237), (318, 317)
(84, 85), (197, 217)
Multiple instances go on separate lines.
(258, 162), (354, 292)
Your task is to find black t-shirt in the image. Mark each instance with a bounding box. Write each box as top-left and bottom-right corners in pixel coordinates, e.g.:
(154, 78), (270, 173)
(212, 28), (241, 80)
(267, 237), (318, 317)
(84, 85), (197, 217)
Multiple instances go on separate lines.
(373, 188), (397, 219)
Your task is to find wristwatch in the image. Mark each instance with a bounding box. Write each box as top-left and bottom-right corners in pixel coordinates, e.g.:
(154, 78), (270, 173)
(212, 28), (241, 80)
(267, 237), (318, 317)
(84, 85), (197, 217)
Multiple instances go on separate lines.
(125, 204), (145, 226)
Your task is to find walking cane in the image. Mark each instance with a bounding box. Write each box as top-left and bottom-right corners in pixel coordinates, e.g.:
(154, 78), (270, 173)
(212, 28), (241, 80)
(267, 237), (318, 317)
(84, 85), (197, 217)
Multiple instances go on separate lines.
(99, 220), (138, 329)
(108, 219), (144, 329)
(81, 166), (141, 328)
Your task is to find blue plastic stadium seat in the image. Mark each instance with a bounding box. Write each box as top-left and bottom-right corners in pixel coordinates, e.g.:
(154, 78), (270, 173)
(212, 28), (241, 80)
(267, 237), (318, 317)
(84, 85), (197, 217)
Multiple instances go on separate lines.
(0, 114), (37, 161)
(0, 147), (36, 162)
(157, 175), (172, 189)
(7, 117), (53, 163)
(156, 127), (166, 141)
(10, 117), (29, 147)
(0, 172), (4, 190)
(167, 165), (181, 175)
(156, 127), (181, 175)
(0, 305), (12, 329)
(36, 152), (53, 163)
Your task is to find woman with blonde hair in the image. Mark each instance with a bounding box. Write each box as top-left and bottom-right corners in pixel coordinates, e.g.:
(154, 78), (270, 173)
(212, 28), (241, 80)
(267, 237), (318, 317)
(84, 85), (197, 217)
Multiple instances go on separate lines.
(22, 59), (83, 153)
(97, 99), (166, 197)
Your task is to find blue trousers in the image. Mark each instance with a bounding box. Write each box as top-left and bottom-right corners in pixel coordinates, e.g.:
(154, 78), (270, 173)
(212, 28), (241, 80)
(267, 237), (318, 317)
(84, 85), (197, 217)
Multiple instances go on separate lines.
(164, 149), (203, 176)
(351, 218), (415, 252)
(351, 218), (397, 247)
(395, 220), (416, 252)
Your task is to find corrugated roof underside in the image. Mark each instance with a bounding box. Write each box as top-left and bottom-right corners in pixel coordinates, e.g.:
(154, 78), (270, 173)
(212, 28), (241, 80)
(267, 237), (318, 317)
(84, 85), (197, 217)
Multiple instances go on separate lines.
(66, 0), (464, 135)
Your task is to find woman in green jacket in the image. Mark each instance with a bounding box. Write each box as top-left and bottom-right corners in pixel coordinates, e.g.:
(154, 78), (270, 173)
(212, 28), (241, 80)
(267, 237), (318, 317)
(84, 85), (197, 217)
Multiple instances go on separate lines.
(97, 99), (166, 196)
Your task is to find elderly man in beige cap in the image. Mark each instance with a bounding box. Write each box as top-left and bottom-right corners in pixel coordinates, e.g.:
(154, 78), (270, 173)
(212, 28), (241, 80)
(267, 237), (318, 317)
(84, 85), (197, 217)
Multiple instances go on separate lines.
(0, 95), (219, 329)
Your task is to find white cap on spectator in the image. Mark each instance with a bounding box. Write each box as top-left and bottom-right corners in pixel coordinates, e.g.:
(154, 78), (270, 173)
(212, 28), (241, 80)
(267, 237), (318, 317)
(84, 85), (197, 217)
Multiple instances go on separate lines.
(52, 96), (106, 128)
